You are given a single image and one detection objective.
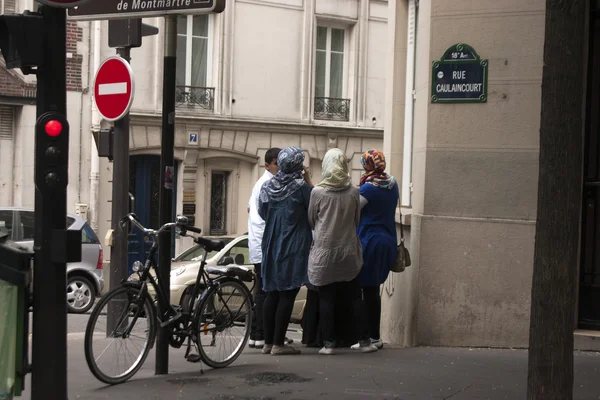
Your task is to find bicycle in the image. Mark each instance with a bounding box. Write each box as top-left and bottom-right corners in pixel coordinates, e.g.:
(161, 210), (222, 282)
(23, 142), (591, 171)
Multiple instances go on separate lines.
(84, 213), (254, 385)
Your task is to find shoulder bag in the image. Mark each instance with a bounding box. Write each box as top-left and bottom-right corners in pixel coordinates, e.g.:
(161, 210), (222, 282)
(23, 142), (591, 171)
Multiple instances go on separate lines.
(391, 201), (411, 273)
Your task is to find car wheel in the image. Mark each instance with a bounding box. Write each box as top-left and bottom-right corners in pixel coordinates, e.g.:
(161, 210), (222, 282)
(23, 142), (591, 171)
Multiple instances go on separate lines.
(180, 286), (194, 313)
(67, 276), (96, 314)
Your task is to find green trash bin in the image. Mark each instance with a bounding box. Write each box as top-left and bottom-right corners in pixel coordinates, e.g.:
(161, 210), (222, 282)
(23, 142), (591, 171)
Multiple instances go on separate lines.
(0, 280), (19, 400)
(0, 234), (33, 400)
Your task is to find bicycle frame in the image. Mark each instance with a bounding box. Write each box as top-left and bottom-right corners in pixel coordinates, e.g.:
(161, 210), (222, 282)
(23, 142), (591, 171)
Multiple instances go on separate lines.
(136, 240), (170, 314)
(85, 213), (255, 385)
(130, 233), (254, 330)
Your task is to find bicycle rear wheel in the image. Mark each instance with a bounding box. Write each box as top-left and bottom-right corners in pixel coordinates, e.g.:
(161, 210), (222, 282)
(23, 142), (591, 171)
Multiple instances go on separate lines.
(196, 280), (252, 368)
(84, 284), (156, 385)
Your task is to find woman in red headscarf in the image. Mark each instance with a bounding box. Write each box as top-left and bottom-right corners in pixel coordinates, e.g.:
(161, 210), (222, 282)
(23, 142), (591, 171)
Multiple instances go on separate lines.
(352, 149), (399, 350)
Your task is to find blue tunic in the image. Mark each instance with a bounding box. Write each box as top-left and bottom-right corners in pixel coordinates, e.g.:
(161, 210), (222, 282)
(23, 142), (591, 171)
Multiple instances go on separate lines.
(259, 183), (313, 292)
(358, 183), (399, 287)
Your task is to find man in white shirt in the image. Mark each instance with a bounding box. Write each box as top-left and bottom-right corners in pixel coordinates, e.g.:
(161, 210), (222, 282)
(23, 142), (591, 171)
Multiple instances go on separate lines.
(247, 147), (280, 349)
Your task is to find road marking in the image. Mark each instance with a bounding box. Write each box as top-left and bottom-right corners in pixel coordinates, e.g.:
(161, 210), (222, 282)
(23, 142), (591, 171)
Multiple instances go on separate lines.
(98, 82), (127, 95)
(67, 332), (86, 340)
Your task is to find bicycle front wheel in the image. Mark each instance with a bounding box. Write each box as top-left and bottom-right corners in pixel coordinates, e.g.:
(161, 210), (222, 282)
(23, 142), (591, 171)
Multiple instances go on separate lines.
(84, 284), (156, 385)
(196, 280), (252, 368)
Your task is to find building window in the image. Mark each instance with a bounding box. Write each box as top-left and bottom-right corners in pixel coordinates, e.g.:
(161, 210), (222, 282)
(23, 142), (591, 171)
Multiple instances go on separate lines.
(210, 171), (229, 235)
(175, 14), (214, 111)
(314, 26), (350, 121)
(1, 0), (16, 14)
(0, 106), (14, 140)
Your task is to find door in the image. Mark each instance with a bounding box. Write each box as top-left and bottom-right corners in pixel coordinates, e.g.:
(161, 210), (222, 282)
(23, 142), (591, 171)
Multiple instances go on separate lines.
(128, 155), (178, 274)
(579, 3), (600, 330)
(209, 171), (229, 235)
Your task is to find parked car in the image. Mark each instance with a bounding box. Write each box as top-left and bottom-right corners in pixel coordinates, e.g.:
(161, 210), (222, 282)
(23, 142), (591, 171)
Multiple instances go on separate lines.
(0, 207), (104, 314)
(145, 234), (307, 323)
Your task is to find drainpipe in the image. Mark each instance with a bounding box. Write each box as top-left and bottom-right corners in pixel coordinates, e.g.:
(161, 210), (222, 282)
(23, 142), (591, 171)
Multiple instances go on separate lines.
(89, 20), (101, 231)
(401, 0), (417, 207)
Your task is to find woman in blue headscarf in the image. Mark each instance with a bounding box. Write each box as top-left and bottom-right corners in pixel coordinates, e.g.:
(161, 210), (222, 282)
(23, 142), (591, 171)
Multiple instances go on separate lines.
(258, 146), (313, 355)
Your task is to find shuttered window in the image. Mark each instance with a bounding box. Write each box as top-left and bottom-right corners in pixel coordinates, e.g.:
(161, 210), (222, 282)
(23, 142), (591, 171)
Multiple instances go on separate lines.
(0, 106), (14, 140)
(2, 0), (16, 13)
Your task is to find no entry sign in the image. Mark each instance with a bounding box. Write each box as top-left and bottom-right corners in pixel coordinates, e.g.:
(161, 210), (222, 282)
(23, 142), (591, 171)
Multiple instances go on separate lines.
(93, 56), (135, 122)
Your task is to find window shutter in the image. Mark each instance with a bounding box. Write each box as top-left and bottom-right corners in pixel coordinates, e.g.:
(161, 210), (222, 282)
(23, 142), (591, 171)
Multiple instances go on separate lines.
(3, 0), (17, 13)
(0, 106), (14, 140)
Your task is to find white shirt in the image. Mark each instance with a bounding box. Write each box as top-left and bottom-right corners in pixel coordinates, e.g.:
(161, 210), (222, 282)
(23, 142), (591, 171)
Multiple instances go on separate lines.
(248, 170), (274, 264)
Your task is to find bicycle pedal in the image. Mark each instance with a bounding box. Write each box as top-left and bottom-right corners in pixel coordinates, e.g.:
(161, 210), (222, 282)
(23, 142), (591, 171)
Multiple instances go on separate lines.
(170, 305), (182, 313)
(160, 312), (182, 328)
(186, 354), (202, 363)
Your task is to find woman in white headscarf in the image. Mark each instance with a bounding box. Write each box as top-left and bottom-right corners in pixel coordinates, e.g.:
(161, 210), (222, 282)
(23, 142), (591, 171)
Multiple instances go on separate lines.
(307, 148), (377, 355)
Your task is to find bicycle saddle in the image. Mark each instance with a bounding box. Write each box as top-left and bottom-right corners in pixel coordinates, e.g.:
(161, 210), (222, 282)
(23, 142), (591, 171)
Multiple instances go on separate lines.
(194, 236), (225, 252)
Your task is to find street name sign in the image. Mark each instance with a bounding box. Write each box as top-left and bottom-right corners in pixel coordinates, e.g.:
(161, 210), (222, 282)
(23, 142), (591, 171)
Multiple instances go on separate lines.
(38, 0), (92, 7)
(431, 43), (488, 103)
(68, 0), (226, 20)
(93, 56), (135, 122)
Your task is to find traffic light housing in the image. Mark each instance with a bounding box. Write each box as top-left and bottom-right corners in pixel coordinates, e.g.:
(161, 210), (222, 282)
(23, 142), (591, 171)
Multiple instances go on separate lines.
(98, 128), (114, 161)
(0, 12), (44, 70)
(35, 112), (69, 193)
(92, 128), (114, 161)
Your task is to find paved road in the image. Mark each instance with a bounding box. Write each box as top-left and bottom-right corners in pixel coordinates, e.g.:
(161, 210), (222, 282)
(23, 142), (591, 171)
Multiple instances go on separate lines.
(19, 312), (600, 400)
(67, 312), (91, 335)
(20, 341), (600, 400)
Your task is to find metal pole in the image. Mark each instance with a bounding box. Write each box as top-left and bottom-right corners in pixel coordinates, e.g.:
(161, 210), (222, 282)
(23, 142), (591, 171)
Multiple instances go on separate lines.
(156, 15), (177, 375)
(32, 5), (68, 400)
(107, 46), (132, 333)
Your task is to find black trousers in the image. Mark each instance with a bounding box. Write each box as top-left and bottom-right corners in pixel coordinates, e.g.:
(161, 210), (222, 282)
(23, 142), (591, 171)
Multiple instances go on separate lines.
(250, 263), (266, 341)
(318, 276), (369, 348)
(301, 287), (358, 348)
(263, 288), (299, 346)
(301, 287), (320, 347)
(362, 286), (381, 340)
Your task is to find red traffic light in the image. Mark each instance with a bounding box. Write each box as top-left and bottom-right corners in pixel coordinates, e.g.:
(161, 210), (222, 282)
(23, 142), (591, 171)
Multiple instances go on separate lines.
(44, 120), (63, 137)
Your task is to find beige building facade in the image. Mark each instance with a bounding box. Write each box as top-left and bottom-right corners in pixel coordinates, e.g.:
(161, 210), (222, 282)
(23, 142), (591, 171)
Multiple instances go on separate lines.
(382, 0), (600, 349)
(381, 0), (544, 348)
(410, 0), (543, 348)
(1, 0), (395, 299)
(90, 0), (394, 283)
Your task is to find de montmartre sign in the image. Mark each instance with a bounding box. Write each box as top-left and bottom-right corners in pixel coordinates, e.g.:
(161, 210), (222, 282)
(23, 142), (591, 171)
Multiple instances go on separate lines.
(68, 0), (225, 20)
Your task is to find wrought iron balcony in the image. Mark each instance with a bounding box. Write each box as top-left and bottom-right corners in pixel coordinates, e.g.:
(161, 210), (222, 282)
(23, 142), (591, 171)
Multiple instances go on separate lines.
(175, 85), (215, 111)
(314, 97), (350, 121)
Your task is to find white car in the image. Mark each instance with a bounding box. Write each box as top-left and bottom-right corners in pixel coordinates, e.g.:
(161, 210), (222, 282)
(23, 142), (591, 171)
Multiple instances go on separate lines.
(148, 234), (307, 323)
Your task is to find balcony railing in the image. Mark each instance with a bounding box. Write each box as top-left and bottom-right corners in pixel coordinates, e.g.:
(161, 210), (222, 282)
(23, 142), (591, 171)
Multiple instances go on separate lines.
(314, 97), (350, 121)
(175, 86), (215, 111)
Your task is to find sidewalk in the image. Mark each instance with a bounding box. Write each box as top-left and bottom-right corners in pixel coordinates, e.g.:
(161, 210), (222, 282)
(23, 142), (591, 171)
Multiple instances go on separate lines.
(19, 335), (600, 400)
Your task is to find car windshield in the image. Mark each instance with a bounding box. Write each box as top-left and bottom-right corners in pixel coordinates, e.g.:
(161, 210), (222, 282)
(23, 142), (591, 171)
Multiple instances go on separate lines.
(174, 238), (234, 262)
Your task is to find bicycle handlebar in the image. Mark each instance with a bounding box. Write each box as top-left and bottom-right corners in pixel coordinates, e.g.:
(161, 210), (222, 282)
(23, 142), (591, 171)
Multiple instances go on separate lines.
(120, 213), (201, 238)
(180, 224), (202, 234)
